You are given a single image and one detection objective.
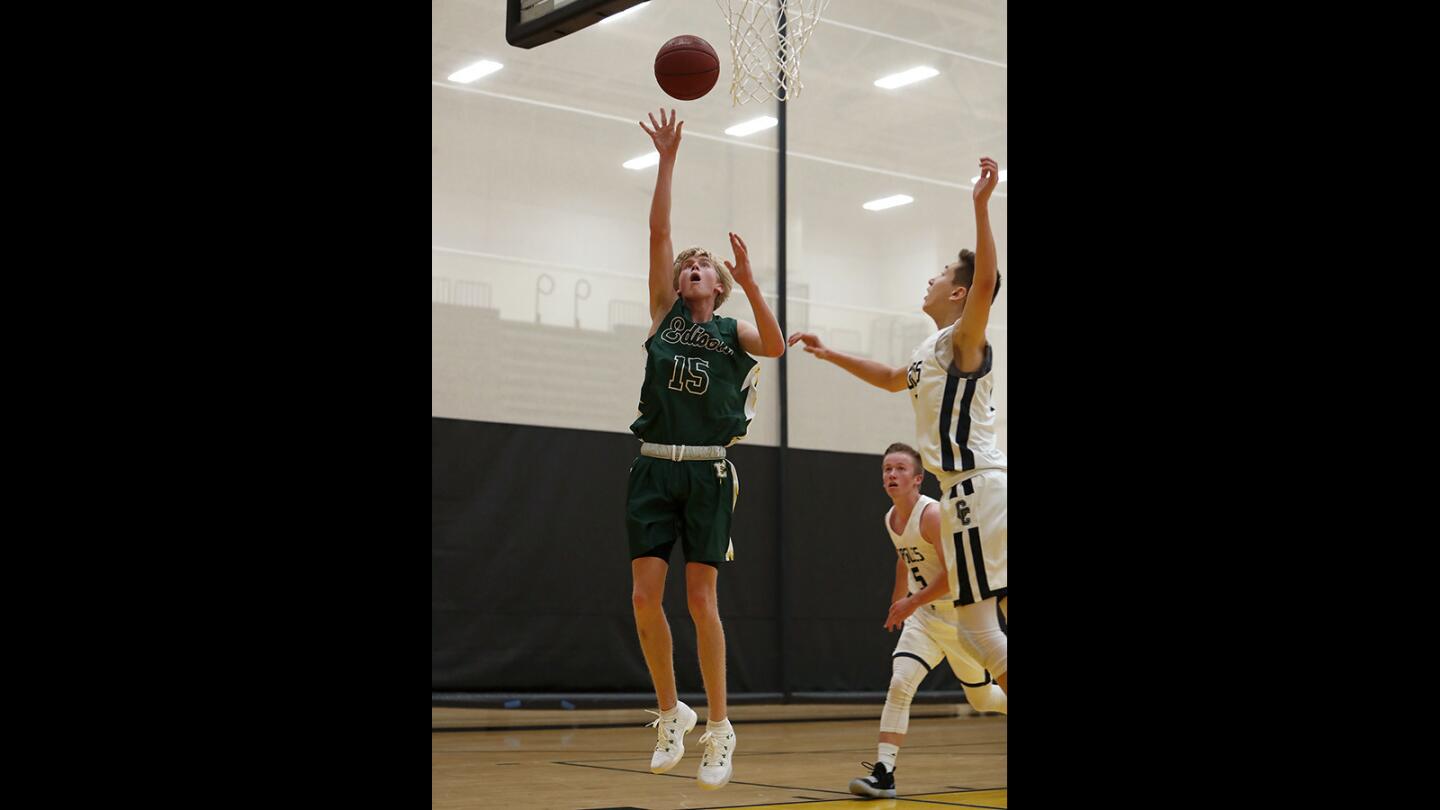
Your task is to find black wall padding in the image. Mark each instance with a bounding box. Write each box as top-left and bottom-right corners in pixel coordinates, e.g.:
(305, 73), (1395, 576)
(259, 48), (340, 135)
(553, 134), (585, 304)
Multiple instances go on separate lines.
(778, 443), (958, 693)
(433, 418), (961, 695)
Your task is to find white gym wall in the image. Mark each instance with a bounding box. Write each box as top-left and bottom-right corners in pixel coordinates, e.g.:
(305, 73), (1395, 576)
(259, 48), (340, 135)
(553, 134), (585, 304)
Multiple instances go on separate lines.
(432, 0), (1007, 456)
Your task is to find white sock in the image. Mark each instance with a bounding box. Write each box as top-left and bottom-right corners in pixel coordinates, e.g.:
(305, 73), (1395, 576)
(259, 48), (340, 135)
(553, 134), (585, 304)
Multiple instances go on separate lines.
(877, 742), (899, 771)
(707, 717), (732, 733)
(659, 702), (679, 720)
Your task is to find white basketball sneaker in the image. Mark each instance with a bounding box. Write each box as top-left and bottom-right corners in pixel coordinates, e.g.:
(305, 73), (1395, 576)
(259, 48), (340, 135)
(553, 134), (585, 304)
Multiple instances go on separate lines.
(696, 721), (736, 790)
(644, 701), (697, 774)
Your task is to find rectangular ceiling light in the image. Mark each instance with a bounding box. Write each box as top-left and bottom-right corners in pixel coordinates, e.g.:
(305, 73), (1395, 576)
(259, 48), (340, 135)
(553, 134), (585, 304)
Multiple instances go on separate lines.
(874, 67), (939, 89)
(448, 60), (503, 83)
(863, 194), (914, 211)
(725, 116), (778, 137)
(624, 151), (660, 170)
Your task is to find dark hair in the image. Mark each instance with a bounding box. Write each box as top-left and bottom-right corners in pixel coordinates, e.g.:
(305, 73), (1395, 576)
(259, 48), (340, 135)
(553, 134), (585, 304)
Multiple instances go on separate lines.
(882, 442), (923, 472)
(951, 249), (1002, 302)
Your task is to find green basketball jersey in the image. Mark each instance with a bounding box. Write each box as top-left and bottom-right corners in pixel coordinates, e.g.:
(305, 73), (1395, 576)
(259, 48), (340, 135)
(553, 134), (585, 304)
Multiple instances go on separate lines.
(630, 298), (760, 446)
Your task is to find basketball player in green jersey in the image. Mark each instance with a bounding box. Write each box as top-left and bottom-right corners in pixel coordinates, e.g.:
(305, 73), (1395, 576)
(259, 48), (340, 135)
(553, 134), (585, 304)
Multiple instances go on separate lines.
(628, 107), (785, 791)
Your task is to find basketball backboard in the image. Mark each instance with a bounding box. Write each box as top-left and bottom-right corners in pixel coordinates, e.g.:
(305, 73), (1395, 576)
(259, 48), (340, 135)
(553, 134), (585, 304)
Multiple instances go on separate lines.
(505, 0), (650, 48)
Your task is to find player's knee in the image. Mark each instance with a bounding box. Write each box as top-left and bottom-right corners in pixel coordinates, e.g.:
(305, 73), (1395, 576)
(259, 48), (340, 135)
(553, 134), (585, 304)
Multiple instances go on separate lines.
(632, 588), (663, 617)
(888, 671), (918, 704)
(880, 657), (927, 734)
(886, 657), (925, 706)
(879, 678), (915, 734)
(686, 588), (717, 619)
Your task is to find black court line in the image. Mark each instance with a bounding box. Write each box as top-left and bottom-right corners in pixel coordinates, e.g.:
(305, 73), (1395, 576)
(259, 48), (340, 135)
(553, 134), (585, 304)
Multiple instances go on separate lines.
(682, 794), (1006, 810)
(898, 752), (1006, 757)
(678, 797), (861, 810)
(845, 788), (1010, 809)
(434, 749), (648, 756)
(553, 761), (856, 797)
(905, 791), (1007, 809)
(678, 799), (839, 809)
(553, 762), (1007, 809)
(432, 710), (970, 734)
(904, 795), (1008, 801)
(814, 792), (1006, 810)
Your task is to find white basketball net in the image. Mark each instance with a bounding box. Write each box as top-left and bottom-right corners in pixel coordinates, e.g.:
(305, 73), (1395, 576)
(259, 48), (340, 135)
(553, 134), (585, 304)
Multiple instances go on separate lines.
(716, 0), (831, 106)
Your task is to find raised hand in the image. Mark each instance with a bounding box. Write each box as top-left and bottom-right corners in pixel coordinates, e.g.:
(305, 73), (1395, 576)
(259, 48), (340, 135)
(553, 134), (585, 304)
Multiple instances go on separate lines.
(786, 331), (831, 360)
(638, 107), (683, 158)
(973, 156), (999, 205)
(722, 232), (753, 288)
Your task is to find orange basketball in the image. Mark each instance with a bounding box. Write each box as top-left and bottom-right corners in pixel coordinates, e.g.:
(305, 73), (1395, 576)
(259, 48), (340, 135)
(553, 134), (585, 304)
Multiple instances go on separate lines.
(654, 35), (720, 101)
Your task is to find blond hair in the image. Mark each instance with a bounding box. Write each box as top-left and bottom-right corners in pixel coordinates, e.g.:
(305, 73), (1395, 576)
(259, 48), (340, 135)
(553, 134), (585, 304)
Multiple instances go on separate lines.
(671, 247), (735, 309)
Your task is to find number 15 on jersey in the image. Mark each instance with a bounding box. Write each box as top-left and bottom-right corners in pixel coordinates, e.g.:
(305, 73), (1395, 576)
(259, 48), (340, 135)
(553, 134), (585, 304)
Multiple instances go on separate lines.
(668, 356), (710, 395)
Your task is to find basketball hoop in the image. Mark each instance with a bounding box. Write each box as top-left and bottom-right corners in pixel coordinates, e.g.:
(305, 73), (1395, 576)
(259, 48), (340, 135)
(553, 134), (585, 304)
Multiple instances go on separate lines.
(715, 0), (831, 106)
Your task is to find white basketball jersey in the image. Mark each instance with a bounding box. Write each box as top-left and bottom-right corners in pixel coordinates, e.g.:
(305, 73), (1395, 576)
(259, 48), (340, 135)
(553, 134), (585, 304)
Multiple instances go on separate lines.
(905, 325), (1007, 483)
(885, 495), (949, 599)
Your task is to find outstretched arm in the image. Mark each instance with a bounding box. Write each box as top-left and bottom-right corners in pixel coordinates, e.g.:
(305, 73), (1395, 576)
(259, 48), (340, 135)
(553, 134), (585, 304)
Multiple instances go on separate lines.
(952, 156), (999, 372)
(638, 108), (683, 320)
(728, 232), (785, 358)
(787, 332), (908, 392)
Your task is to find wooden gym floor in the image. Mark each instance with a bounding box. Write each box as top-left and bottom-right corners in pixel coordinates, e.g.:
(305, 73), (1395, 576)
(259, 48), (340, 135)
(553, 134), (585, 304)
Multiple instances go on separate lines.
(433, 702), (1006, 809)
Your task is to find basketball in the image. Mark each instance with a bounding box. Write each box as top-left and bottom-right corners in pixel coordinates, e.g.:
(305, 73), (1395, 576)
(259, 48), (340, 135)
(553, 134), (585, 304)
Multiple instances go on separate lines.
(654, 35), (720, 101)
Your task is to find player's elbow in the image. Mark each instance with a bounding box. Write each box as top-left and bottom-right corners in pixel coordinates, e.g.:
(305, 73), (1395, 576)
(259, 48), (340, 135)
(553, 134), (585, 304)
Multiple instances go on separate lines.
(758, 341), (785, 359)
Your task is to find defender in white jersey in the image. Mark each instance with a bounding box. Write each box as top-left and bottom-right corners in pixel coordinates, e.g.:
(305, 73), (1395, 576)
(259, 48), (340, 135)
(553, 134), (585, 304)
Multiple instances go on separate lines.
(788, 157), (1007, 695)
(848, 444), (1006, 799)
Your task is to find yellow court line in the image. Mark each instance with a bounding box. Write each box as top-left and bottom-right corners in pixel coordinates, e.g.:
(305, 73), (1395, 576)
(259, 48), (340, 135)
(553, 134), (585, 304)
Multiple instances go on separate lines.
(693, 788), (1007, 810)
